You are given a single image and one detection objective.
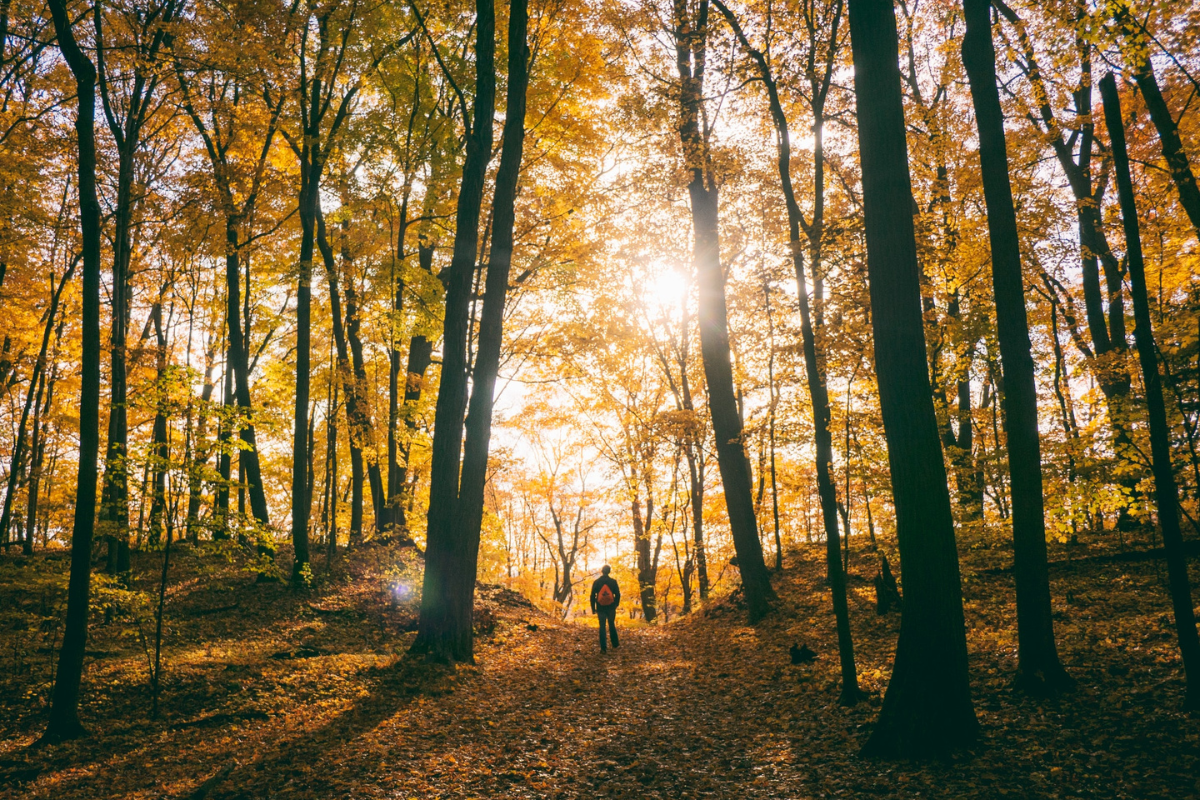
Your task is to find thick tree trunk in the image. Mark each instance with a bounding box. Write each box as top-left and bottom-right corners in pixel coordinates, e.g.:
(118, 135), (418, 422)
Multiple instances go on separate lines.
(1101, 74), (1200, 708)
(413, 0), (497, 662)
(42, 0), (102, 742)
(418, 0), (528, 662)
(688, 177), (773, 619)
(848, 0), (977, 757)
(961, 0), (1070, 694)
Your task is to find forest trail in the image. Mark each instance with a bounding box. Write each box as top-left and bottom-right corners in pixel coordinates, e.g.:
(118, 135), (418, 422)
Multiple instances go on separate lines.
(5, 545), (1200, 799)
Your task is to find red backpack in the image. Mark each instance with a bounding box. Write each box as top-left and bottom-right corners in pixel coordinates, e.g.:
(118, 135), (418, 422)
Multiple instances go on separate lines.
(597, 583), (615, 607)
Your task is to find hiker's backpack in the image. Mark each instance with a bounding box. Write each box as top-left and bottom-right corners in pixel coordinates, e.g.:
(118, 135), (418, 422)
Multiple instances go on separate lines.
(597, 583), (615, 607)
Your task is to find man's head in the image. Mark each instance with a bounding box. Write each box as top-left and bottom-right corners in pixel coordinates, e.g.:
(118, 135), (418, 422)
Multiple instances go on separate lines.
(601, 564), (611, 576)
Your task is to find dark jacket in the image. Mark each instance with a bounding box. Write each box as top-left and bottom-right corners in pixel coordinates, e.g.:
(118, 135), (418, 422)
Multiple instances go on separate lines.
(590, 575), (620, 613)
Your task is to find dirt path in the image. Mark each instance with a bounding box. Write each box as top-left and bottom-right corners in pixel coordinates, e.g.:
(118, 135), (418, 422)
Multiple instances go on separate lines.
(245, 615), (833, 800)
(7, 547), (1200, 799)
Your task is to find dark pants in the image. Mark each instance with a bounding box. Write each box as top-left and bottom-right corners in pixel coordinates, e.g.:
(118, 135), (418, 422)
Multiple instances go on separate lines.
(597, 606), (619, 651)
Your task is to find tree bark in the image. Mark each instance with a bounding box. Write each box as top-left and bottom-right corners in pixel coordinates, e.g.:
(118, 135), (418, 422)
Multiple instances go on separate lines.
(961, 0), (1070, 694)
(632, 496), (658, 622)
(1101, 73), (1200, 709)
(0, 262), (75, 548)
(94, 0), (179, 574)
(42, 0), (102, 742)
(316, 211), (372, 544)
(148, 304), (170, 547)
(1125, 39), (1200, 238)
(711, 0), (859, 699)
(673, 0), (773, 620)
(419, 0), (529, 661)
(413, 0), (498, 662)
(390, 240), (437, 535)
(848, 0), (977, 757)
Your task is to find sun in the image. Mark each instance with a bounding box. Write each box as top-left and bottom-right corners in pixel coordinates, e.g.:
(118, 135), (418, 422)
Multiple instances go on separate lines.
(643, 263), (688, 313)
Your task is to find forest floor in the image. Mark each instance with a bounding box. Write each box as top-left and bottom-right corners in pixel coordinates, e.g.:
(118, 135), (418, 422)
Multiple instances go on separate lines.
(2, 531), (1200, 799)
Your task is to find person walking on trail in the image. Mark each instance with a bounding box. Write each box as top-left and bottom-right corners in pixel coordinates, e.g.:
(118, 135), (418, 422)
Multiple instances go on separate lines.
(590, 565), (621, 652)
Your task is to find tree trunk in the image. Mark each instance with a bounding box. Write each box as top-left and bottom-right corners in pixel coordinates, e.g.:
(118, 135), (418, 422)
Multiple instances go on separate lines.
(24, 362), (58, 556)
(848, 0), (977, 757)
(42, 0), (102, 742)
(291, 166), (316, 581)
(224, 221), (271, 531)
(390, 241), (437, 536)
(413, 0), (497, 662)
(672, 0), (773, 620)
(0, 262), (74, 548)
(633, 497), (658, 622)
(187, 341), (216, 544)
(316, 211), (371, 545)
(148, 305), (170, 548)
(214, 339), (234, 534)
(346, 272), (386, 532)
(420, 0), (529, 662)
(1101, 73), (1200, 709)
(712, 0), (859, 699)
(961, 0), (1070, 694)
(1126, 45), (1200, 238)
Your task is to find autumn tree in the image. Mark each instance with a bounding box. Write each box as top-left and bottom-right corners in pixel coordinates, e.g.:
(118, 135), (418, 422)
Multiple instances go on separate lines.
(960, 0), (1068, 693)
(41, 0), (103, 743)
(1100, 72), (1199, 709)
(668, 0), (774, 620)
(847, 0), (977, 757)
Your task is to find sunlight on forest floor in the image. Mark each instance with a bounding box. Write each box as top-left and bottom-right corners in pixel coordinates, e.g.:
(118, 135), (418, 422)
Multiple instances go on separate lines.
(2, 536), (1199, 798)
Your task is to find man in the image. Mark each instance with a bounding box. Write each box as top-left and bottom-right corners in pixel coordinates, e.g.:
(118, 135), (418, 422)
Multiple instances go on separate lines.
(590, 565), (621, 652)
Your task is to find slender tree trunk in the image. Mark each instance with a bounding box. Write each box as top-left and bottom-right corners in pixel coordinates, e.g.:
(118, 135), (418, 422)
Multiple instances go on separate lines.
(848, 0), (977, 757)
(633, 496), (658, 622)
(413, 0), (497, 662)
(292, 157), (319, 583)
(214, 340), (234, 535)
(99, 148), (132, 575)
(391, 241), (437, 537)
(23, 370), (47, 555)
(42, 0), (102, 742)
(316, 212), (370, 545)
(677, 293), (708, 600)
(1101, 73), (1200, 708)
(711, 0), (859, 698)
(187, 341), (216, 544)
(223, 223), (271, 531)
(345, 274), (386, 532)
(764, 281), (782, 570)
(148, 305), (170, 548)
(1, 263), (74, 547)
(1125, 45), (1200, 238)
(673, 0), (773, 619)
(962, 0), (1070, 693)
